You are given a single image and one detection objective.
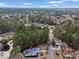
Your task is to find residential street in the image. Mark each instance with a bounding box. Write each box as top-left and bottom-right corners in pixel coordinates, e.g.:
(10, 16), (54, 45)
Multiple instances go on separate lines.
(48, 26), (64, 59)
(48, 43), (54, 59)
(48, 26), (55, 59)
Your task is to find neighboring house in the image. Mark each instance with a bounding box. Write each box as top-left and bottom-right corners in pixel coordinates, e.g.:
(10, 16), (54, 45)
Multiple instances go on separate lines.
(0, 43), (4, 51)
(3, 32), (15, 40)
(0, 32), (15, 40)
(64, 53), (74, 59)
(24, 23), (32, 27)
(0, 36), (3, 41)
(0, 40), (13, 59)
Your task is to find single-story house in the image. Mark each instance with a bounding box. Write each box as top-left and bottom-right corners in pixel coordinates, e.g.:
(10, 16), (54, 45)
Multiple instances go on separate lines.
(23, 48), (40, 57)
(0, 43), (4, 51)
(0, 36), (3, 41)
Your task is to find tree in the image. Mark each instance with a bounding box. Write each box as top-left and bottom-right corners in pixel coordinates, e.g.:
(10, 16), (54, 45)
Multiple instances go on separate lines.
(13, 25), (49, 52)
(54, 20), (79, 50)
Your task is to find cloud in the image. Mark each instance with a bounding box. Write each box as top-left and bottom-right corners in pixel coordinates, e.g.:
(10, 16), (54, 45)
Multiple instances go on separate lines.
(52, 4), (59, 6)
(48, 0), (79, 4)
(0, 2), (32, 8)
(48, 1), (63, 3)
(51, 4), (63, 8)
(72, 0), (79, 1)
(24, 3), (32, 5)
(0, 2), (6, 7)
(63, 0), (79, 2)
(39, 5), (50, 8)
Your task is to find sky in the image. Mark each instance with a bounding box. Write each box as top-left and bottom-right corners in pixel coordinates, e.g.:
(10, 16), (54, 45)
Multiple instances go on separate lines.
(0, 0), (79, 8)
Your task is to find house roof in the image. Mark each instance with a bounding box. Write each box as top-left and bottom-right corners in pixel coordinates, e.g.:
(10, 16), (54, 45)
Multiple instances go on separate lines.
(0, 37), (3, 41)
(0, 43), (3, 50)
(23, 48), (40, 57)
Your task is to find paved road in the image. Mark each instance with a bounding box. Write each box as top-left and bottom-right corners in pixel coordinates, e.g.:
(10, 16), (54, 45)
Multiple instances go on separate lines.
(48, 44), (54, 59)
(48, 26), (55, 59)
(48, 26), (63, 59)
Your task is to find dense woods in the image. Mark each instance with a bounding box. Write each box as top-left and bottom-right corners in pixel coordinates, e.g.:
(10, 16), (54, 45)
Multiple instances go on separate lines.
(54, 20), (79, 50)
(12, 24), (49, 53)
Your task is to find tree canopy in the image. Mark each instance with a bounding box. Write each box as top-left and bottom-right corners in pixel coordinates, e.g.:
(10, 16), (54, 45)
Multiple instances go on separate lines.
(54, 20), (79, 50)
(13, 25), (49, 52)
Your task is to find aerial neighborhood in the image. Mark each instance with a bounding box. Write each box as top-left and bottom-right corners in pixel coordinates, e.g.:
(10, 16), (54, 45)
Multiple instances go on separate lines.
(0, 8), (79, 59)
